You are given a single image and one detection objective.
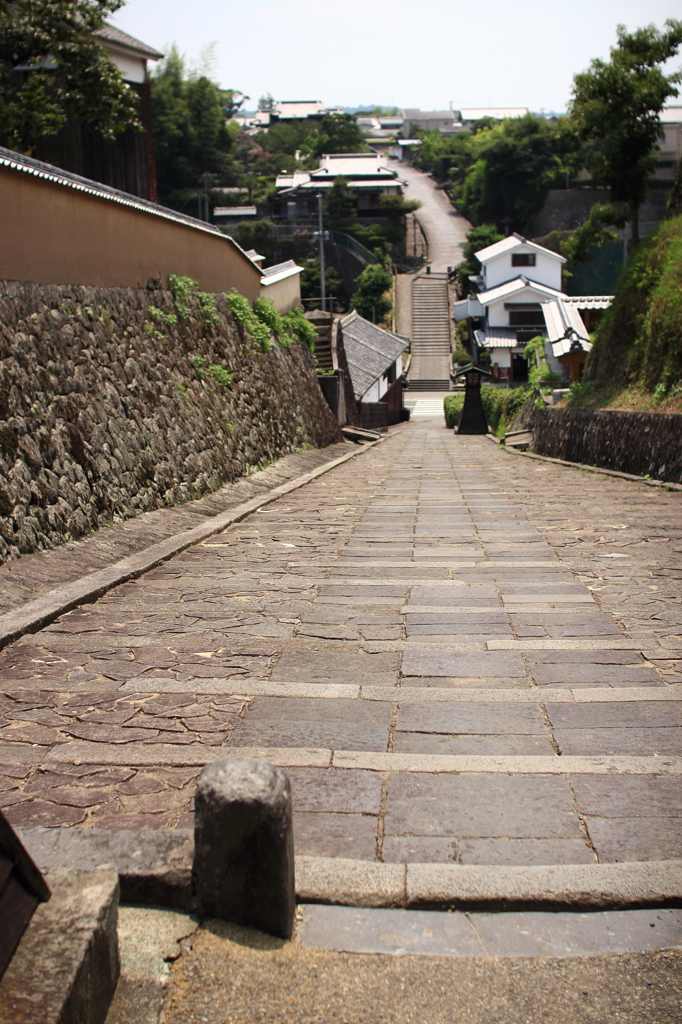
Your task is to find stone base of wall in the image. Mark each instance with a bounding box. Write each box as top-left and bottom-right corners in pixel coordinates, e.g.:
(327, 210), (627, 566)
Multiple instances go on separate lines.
(0, 281), (341, 562)
(531, 407), (682, 484)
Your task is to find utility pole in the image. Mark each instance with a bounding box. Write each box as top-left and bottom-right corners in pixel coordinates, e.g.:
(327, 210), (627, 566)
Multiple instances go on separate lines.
(317, 192), (326, 311)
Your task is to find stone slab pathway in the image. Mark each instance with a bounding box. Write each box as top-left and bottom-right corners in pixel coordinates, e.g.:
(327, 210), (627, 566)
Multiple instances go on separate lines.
(1, 422), (681, 873)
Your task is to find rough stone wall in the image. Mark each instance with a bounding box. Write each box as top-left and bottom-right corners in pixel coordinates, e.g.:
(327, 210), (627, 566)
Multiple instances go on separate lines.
(0, 281), (341, 562)
(531, 407), (682, 484)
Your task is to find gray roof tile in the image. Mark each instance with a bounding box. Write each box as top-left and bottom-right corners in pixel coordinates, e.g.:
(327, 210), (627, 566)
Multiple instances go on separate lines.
(340, 311), (408, 399)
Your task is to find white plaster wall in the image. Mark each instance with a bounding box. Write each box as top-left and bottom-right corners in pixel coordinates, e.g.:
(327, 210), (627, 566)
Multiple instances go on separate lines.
(483, 247), (562, 290)
(102, 46), (147, 84)
(490, 348), (511, 368)
(260, 272), (301, 313)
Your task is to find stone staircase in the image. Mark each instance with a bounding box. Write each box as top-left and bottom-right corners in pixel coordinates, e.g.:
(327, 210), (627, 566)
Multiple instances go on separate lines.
(408, 272), (451, 391)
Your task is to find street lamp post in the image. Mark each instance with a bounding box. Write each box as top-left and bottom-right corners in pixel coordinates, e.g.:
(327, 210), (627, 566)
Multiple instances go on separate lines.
(317, 192), (326, 311)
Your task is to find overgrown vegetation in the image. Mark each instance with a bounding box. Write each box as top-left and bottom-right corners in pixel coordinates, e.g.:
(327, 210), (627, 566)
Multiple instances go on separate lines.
(578, 211), (682, 409)
(524, 336), (563, 388)
(227, 291), (316, 352)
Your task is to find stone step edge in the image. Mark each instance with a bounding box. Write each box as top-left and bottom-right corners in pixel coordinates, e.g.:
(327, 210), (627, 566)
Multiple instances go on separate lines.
(496, 439), (682, 492)
(18, 827), (682, 913)
(0, 438), (383, 653)
(6, 741), (680, 775)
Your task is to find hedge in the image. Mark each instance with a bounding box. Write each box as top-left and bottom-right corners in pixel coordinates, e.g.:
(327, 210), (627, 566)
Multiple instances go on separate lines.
(444, 387), (530, 433)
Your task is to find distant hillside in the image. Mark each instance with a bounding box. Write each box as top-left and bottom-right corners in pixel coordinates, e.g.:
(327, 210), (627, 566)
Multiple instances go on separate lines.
(584, 213), (682, 406)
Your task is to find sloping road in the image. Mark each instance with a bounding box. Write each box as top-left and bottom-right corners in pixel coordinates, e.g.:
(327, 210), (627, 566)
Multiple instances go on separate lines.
(390, 159), (471, 272)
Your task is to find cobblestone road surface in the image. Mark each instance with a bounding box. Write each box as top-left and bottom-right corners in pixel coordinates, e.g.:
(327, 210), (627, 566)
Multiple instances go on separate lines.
(1, 421), (681, 870)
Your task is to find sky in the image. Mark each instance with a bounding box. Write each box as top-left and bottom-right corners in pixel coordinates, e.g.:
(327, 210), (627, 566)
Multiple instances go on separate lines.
(111, 0), (682, 113)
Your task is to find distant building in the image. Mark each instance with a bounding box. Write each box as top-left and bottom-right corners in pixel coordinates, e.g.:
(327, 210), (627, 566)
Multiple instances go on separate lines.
(32, 24), (163, 201)
(274, 152), (403, 219)
(454, 233), (610, 384)
(401, 106), (529, 137)
(458, 107), (529, 125)
(402, 109), (459, 137)
(236, 100), (344, 131)
(656, 107), (682, 180)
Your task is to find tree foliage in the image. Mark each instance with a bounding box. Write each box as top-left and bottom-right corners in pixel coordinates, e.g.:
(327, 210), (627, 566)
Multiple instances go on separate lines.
(0, 0), (141, 153)
(585, 212), (682, 391)
(569, 20), (682, 245)
(351, 263), (393, 323)
(415, 115), (576, 234)
(151, 45), (240, 204)
(311, 113), (367, 157)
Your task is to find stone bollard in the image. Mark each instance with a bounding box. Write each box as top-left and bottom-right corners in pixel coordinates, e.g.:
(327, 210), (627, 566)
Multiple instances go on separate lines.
(192, 759), (295, 939)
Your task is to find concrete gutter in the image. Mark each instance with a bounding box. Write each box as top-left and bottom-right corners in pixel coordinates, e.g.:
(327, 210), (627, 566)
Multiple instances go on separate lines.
(19, 828), (682, 913)
(0, 439), (381, 652)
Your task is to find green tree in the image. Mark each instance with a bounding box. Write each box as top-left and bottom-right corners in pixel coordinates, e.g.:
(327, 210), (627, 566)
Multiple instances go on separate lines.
(0, 0), (140, 153)
(569, 20), (682, 247)
(151, 46), (240, 205)
(324, 176), (355, 222)
(312, 113), (367, 157)
(457, 115), (569, 232)
(352, 263), (393, 323)
(560, 202), (626, 265)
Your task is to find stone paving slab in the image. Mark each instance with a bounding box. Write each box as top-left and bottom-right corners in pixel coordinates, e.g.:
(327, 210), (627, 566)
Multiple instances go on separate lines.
(0, 423), (680, 891)
(298, 904), (682, 958)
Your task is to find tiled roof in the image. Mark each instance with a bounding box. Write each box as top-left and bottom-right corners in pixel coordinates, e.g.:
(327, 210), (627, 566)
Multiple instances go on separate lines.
(541, 300), (592, 356)
(475, 232), (566, 265)
(0, 146), (260, 270)
(475, 327), (524, 350)
(562, 295), (613, 309)
(476, 275), (564, 306)
(95, 24), (164, 60)
(262, 260), (298, 277)
(340, 311), (408, 399)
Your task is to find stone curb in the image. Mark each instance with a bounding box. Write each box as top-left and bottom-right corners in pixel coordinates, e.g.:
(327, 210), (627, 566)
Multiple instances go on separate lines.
(18, 829), (682, 913)
(0, 867), (120, 1024)
(0, 439), (381, 652)
(495, 440), (682, 492)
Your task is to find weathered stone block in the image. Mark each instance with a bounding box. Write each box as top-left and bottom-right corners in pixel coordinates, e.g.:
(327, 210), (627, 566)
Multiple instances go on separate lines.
(192, 759), (295, 938)
(0, 868), (119, 1024)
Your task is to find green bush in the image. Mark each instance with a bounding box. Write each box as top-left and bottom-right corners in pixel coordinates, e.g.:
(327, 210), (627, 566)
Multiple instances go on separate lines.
(282, 306), (317, 350)
(444, 387), (530, 433)
(227, 290), (273, 351)
(443, 394), (465, 428)
(252, 298), (317, 350)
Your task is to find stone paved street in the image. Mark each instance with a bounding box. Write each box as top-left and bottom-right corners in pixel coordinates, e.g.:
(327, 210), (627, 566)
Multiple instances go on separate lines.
(1, 420), (681, 870)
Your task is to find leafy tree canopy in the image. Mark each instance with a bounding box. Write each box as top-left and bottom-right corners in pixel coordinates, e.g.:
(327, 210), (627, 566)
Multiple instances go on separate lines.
(311, 113), (367, 157)
(151, 45), (241, 204)
(569, 19), (682, 245)
(351, 263), (393, 323)
(414, 115), (578, 234)
(0, 0), (140, 153)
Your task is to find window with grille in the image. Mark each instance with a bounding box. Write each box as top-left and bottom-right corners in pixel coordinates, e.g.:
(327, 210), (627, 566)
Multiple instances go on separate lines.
(505, 303), (544, 327)
(512, 253), (536, 266)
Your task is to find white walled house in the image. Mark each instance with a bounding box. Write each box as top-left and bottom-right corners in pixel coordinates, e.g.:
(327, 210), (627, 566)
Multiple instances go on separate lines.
(474, 234), (564, 292)
(453, 233), (607, 384)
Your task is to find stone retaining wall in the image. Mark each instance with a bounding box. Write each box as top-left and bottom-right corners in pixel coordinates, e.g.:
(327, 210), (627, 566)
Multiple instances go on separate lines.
(531, 407), (682, 484)
(0, 281), (341, 561)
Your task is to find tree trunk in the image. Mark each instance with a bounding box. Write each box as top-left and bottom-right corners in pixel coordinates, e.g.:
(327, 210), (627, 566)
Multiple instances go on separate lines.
(629, 203), (640, 250)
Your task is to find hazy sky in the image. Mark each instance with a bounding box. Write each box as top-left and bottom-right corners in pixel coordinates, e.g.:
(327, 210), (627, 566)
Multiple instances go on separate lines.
(112, 1), (682, 113)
